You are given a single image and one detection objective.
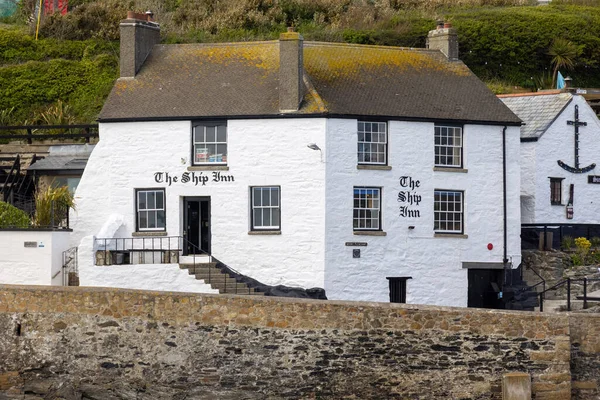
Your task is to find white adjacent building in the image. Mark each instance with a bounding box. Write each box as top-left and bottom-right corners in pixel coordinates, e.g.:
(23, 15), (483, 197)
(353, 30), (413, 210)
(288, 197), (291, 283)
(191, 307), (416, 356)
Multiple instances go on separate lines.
(500, 90), (600, 247)
(69, 14), (522, 307)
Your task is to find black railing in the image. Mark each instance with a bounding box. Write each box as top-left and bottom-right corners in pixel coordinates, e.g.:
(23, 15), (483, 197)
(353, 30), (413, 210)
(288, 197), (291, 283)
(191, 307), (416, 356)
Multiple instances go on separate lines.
(526, 264), (546, 293)
(1, 154), (20, 202)
(0, 124), (99, 144)
(95, 236), (184, 265)
(539, 277), (600, 312)
(522, 223), (600, 250)
(62, 247), (78, 286)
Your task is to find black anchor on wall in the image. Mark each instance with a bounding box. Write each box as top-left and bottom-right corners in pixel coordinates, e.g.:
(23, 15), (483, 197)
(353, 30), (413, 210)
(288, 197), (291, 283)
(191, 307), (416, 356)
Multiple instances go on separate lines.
(557, 105), (596, 174)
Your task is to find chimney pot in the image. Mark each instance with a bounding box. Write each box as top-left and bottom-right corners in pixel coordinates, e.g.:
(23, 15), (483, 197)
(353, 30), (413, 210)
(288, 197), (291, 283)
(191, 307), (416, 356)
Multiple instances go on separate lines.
(436, 20), (444, 29)
(145, 10), (154, 21)
(427, 23), (459, 61)
(127, 10), (135, 19)
(564, 76), (573, 88)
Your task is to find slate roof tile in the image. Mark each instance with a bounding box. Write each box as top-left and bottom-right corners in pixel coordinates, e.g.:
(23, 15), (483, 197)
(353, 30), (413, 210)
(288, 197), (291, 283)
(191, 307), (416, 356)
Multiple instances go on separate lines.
(99, 41), (521, 125)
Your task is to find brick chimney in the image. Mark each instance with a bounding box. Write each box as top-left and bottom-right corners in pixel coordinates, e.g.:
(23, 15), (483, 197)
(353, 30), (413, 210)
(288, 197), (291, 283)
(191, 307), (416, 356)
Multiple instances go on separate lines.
(119, 11), (160, 78)
(279, 28), (305, 113)
(427, 21), (459, 61)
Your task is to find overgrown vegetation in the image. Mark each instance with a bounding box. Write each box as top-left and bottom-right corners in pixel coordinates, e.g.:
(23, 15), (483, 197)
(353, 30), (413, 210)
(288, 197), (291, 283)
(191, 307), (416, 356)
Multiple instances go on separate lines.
(2, 0), (600, 124)
(0, 200), (30, 228)
(0, 28), (118, 124)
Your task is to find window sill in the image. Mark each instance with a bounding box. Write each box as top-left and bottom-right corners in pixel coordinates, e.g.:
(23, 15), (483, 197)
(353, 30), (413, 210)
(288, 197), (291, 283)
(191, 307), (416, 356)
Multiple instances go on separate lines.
(248, 230), (281, 235)
(433, 167), (468, 173)
(132, 231), (168, 237)
(354, 231), (387, 236)
(357, 165), (392, 171)
(188, 165), (229, 171)
(434, 233), (468, 239)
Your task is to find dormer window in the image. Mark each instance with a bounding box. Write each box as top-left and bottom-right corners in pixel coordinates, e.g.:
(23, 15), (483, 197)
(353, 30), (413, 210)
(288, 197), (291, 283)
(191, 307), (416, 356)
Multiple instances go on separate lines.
(192, 122), (227, 165)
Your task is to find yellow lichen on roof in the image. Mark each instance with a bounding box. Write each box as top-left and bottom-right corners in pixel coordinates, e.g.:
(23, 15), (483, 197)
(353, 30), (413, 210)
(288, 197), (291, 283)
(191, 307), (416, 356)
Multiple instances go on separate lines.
(303, 44), (471, 82)
(169, 42), (279, 72)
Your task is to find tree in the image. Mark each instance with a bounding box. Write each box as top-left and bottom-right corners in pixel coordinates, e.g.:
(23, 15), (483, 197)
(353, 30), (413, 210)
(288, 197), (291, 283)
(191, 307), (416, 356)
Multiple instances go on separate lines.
(548, 38), (582, 88)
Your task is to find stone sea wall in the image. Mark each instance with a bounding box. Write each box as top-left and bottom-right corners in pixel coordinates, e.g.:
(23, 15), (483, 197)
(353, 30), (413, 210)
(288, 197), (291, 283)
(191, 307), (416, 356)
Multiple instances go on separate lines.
(0, 285), (595, 399)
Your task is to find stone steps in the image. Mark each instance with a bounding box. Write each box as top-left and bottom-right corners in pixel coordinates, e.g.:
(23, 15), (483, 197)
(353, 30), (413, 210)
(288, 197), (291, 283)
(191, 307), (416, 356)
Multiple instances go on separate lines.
(179, 262), (263, 296)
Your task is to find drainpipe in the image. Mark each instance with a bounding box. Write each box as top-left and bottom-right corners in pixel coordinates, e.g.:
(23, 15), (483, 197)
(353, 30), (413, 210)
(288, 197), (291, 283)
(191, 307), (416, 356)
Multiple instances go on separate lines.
(502, 126), (509, 286)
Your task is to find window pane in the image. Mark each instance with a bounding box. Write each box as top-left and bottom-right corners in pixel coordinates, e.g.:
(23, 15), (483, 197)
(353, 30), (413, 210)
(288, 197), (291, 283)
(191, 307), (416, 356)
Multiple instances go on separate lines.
(138, 192), (147, 210)
(194, 128), (203, 143)
(262, 188), (271, 206)
(139, 211), (148, 229)
(272, 208), (280, 228)
(262, 209), (271, 227)
(148, 211), (156, 228)
(253, 188), (261, 206)
(271, 188), (279, 207)
(207, 144), (217, 157)
(217, 125), (226, 142)
(147, 191), (156, 209)
(206, 126), (216, 142)
(253, 209), (262, 227)
(156, 191), (164, 209)
(157, 211), (166, 228)
(217, 144), (227, 158)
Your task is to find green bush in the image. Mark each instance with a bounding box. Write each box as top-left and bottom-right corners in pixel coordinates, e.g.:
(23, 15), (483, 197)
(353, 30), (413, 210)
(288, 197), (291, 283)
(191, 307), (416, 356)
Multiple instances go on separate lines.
(562, 235), (575, 251)
(0, 49), (118, 123)
(0, 201), (30, 228)
(449, 5), (600, 87)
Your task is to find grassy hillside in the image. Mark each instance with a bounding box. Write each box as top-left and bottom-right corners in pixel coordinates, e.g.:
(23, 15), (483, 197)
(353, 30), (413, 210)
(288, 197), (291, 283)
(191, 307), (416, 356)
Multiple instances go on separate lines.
(1, 0), (600, 124)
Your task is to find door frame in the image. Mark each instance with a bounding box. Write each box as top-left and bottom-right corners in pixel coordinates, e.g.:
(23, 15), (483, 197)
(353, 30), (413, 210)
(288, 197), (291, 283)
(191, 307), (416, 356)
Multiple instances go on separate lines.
(183, 196), (211, 255)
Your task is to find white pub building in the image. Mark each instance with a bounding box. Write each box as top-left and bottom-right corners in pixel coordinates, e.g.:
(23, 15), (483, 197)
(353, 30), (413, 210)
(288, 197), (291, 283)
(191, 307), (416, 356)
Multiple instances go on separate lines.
(70, 14), (523, 308)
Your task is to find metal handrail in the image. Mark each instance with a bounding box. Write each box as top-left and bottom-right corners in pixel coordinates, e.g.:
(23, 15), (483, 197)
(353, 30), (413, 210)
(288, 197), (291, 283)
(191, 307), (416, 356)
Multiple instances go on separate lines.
(526, 264), (546, 293)
(539, 277), (600, 312)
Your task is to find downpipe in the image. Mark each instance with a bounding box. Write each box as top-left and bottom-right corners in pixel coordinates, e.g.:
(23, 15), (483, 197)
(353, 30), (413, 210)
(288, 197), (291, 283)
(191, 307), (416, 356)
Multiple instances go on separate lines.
(502, 126), (509, 287)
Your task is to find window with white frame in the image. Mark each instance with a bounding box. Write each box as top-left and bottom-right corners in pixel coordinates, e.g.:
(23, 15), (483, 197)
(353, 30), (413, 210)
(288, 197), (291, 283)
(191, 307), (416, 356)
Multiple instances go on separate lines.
(251, 186), (280, 230)
(358, 121), (387, 165)
(192, 122), (227, 165)
(434, 125), (463, 167)
(434, 190), (463, 233)
(353, 187), (381, 230)
(136, 189), (166, 231)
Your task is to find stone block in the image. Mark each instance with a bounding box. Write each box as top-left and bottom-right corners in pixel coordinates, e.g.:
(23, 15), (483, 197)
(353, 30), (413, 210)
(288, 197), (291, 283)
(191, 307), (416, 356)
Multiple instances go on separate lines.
(503, 372), (531, 400)
(0, 371), (19, 390)
(572, 381), (598, 390)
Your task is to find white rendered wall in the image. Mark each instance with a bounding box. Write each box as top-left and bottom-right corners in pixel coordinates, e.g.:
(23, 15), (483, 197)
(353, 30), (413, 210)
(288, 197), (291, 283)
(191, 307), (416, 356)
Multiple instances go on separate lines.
(0, 230), (70, 286)
(71, 119), (327, 291)
(532, 95), (600, 224)
(324, 119), (522, 306)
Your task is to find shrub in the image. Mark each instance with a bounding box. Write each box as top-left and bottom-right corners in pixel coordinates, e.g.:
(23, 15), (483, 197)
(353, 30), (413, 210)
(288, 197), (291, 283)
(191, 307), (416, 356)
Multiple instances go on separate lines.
(591, 236), (600, 248)
(575, 236), (591, 252)
(562, 235), (574, 250)
(571, 253), (583, 266)
(33, 186), (75, 227)
(0, 201), (30, 228)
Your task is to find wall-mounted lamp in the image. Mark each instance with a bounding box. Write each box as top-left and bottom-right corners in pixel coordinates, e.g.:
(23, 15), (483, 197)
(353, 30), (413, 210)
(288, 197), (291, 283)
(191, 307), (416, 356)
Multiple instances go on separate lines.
(307, 143), (323, 162)
(408, 226), (415, 230)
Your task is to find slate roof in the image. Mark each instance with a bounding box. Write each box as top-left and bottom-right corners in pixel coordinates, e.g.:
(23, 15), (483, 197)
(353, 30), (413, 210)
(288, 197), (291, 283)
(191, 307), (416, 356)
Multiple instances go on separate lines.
(499, 91), (573, 139)
(28, 156), (90, 172)
(99, 41), (521, 125)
